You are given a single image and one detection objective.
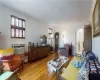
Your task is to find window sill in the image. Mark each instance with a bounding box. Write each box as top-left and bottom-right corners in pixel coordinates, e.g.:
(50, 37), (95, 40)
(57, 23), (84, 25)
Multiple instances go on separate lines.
(11, 37), (25, 39)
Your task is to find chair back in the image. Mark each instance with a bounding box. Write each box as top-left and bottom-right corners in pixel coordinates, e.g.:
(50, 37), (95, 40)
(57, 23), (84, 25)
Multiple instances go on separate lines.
(58, 48), (68, 57)
(64, 44), (70, 52)
(64, 43), (72, 56)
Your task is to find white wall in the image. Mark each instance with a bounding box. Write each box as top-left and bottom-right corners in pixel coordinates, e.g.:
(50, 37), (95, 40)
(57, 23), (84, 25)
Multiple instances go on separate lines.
(51, 22), (84, 55)
(0, 4), (47, 52)
(90, 0), (100, 61)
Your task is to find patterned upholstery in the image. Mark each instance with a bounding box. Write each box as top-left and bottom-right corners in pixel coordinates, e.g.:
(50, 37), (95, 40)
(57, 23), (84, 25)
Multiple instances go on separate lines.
(77, 51), (100, 80)
(86, 59), (100, 80)
(77, 66), (88, 80)
(77, 60), (88, 80)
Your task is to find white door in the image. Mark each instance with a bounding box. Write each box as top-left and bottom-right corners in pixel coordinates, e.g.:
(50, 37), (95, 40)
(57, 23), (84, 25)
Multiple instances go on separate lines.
(76, 28), (84, 54)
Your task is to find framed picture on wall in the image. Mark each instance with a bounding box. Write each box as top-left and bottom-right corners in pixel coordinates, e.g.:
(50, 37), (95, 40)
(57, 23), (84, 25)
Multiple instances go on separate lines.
(93, 0), (100, 37)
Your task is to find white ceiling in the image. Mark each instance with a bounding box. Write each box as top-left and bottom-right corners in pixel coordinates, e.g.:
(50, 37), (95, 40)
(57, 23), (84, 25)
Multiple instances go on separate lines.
(0, 0), (92, 24)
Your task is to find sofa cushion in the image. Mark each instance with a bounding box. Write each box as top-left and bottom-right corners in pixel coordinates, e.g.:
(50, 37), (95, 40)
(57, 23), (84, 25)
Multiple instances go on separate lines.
(77, 66), (88, 80)
(86, 59), (100, 80)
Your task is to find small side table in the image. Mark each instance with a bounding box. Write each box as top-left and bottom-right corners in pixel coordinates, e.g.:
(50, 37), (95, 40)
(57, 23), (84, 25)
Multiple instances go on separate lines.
(47, 57), (69, 80)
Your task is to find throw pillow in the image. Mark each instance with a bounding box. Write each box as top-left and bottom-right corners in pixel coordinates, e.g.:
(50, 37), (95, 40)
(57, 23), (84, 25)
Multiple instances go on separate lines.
(74, 61), (80, 68)
(86, 52), (96, 60)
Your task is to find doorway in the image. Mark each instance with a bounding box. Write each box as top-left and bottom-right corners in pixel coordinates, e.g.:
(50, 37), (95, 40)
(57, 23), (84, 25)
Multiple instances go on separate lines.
(75, 28), (84, 55)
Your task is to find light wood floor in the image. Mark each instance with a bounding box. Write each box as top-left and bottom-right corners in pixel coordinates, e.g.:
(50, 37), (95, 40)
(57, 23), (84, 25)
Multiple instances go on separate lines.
(19, 54), (56, 80)
(19, 54), (73, 80)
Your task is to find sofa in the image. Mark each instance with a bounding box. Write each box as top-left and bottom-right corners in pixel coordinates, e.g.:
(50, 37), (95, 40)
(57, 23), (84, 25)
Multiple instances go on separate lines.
(61, 51), (100, 80)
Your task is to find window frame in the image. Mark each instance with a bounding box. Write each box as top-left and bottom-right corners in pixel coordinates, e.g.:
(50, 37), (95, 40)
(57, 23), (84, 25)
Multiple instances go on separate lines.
(11, 15), (26, 39)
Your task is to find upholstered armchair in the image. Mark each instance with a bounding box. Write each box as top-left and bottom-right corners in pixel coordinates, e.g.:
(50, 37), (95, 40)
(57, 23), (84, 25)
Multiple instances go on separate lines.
(0, 48), (23, 71)
(0, 64), (21, 80)
(58, 48), (68, 57)
(2, 55), (23, 71)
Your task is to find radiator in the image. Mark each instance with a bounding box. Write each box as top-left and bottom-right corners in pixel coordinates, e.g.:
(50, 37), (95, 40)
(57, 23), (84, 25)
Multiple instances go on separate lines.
(12, 44), (25, 54)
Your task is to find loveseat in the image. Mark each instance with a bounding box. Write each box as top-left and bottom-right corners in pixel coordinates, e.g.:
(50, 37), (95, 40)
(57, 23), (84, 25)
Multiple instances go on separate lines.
(61, 51), (100, 80)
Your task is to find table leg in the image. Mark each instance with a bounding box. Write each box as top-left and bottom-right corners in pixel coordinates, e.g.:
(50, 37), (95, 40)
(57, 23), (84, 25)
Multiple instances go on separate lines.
(56, 69), (59, 80)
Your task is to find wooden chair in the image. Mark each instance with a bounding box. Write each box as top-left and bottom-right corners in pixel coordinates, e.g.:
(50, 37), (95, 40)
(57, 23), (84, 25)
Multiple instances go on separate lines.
(2, 55), (23, 71)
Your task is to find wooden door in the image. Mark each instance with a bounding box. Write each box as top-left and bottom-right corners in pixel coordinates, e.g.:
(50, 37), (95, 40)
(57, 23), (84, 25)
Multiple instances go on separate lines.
(84, 25), (92, 51)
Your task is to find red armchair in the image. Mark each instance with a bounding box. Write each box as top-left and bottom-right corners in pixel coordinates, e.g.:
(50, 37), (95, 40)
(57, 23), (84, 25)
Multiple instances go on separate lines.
(2, 55), (23, 71)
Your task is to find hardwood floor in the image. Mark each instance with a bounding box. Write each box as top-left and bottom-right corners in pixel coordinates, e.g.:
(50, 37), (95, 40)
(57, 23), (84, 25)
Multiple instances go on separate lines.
(19, 54), (73, 80)
(19, 54), (56, 80)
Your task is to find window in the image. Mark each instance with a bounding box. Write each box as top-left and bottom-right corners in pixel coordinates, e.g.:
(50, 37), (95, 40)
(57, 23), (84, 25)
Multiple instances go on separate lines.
(11, 15), (25, 39)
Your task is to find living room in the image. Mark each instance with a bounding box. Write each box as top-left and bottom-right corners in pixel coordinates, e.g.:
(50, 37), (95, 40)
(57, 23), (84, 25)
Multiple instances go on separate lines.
(0, 0), (100, 80)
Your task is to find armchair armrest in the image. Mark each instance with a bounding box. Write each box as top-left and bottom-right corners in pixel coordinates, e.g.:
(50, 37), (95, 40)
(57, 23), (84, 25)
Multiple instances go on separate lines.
(6, 68), (20, 80)
(2, 60), (10, 63)
(0, 65), (4, 69)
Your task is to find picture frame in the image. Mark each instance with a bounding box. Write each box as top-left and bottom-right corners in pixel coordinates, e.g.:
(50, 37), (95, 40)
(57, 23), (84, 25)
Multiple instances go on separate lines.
(93, 0), (100, 37)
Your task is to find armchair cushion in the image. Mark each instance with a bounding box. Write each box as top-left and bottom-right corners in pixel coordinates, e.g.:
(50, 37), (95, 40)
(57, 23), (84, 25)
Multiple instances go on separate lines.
(10, 60), (22, 71)
(0, 71), (13, 80)
(12, 55), (22, 61)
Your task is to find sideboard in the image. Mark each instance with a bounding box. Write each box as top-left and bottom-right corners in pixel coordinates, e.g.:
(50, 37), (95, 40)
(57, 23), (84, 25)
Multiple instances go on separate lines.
(28, 46), (51, 62)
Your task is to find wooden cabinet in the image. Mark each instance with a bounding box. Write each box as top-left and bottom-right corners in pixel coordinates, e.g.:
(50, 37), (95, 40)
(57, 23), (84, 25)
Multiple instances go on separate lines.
(28, 46), (51, 62)
(54, 32), (59, 51)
